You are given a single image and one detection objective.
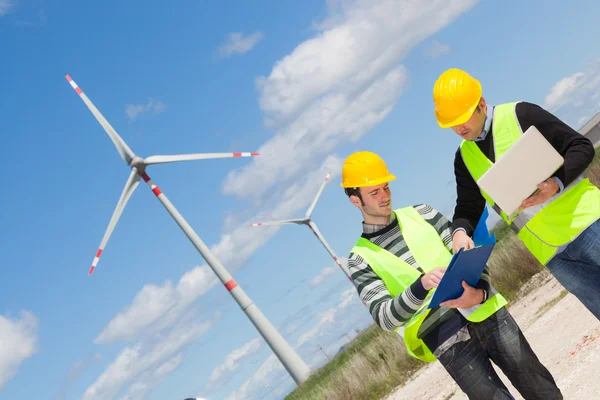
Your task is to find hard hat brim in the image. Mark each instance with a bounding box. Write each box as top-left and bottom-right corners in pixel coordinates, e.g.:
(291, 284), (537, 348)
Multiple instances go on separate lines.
(435, 97), (480, 128)
(340, 174), (396, 188)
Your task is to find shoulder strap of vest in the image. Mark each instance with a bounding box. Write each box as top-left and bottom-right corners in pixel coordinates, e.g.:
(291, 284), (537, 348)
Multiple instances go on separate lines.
(491, 101), (523, 160)
(459, 101), (523, 182)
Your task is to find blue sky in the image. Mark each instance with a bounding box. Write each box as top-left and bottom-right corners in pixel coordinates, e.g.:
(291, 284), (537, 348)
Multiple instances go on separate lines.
(2, 0), (600, 399)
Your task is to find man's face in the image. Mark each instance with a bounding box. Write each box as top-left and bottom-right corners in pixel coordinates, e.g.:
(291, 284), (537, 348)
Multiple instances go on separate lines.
(450, 98), (486, 141)
(354, 182), (392, 218)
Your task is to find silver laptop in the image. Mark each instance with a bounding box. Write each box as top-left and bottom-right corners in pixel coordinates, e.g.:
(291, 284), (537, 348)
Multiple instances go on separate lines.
(477, 125), (564, 218)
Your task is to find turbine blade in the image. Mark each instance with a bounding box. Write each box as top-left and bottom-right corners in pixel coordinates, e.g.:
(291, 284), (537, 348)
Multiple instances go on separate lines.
(89, 169), (141, 275)
(308, 221), (351, 279)
(305, 171), (331, 218)
(144, 152), (259, 166)
(248, 219), (304, 227)
(65, 74), (135, 165)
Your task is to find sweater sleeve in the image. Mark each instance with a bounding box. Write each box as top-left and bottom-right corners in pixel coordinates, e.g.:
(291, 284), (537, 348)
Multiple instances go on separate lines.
(516, 102), (596, 188)
(414, 203), (453, 251)
(348, 252), (428, 331)
(451, 148), (486, 236)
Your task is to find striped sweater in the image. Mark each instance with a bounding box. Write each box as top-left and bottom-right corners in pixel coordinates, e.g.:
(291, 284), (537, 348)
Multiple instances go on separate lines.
(348, 203), (497, 355)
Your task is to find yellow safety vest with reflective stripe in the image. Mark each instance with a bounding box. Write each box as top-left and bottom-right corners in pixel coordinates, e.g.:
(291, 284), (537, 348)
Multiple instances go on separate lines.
(460, 101), (600, 265)
(350, 206), (507, 362)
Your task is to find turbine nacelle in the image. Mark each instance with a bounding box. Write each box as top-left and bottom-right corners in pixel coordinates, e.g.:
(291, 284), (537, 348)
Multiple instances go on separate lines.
(130, 156), (146, 174)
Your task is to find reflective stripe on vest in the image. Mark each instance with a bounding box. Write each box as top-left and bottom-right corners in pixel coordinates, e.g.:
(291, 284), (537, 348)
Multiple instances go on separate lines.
(350, 206), (507, 362)
(460, 102), (600, 265)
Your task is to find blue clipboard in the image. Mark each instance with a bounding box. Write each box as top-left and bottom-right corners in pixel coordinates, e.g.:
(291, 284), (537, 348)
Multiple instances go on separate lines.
(428, 207), (496, 309)
(472, 207), (496, 247)
(428, 243), (495, 309)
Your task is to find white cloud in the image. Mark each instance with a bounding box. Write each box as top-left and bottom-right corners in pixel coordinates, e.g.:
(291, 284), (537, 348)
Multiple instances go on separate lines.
(207, 338), (263, 392)
(225, 354), (288, 400)
(309, 265), (337, 287)
(543, 58), (600, 128)
(125, 98), (166, 121)
(15, 9), (47, 26)
(57, 353), (104, 400)
(222, 0), (478, 201)
(0, 311), (38, 390)
(95, 266), (217, 344)
(544, 72), (585, 110)
(217, 31), (264, 58)
(298, 308), (337, 347)
(82, 314), (211, 400)
(119, 353), (184, 400)
(339, 287), (359, 309)
(423, 39), (451, 58)
(0, 0), (14, 16)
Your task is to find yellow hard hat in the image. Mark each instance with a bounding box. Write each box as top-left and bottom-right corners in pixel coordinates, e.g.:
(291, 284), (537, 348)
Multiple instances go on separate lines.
(433, 68), (482, 128)
(340, 151), (396, 188)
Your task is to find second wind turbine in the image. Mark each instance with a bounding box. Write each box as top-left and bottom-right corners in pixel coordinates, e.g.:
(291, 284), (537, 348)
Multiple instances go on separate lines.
(249, 171), (351, 280)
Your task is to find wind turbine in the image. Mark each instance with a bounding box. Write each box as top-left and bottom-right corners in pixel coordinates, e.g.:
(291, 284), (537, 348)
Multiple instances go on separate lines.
(249, 171), (351, 280)
(65, 74), (311, 385)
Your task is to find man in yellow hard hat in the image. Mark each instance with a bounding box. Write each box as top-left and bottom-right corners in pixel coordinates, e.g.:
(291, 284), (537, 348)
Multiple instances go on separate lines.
(433, 68), (600, 320)
(342, 151), (562, 399)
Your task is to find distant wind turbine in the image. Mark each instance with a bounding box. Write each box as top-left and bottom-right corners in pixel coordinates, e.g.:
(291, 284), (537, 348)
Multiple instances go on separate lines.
(249, 171), (351, 280)
(65, 73), (310, 385)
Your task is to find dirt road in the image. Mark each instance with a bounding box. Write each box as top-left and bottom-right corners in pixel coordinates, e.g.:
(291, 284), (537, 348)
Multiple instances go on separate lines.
(385, 271), (600, 400)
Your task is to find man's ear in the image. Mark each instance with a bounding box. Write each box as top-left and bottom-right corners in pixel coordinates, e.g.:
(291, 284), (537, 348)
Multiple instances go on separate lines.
(349, 195), (362, 208)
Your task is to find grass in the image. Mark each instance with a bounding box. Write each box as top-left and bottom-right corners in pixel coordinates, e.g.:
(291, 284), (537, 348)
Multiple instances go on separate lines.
(285, 147), (600, 400)
(535, 289), (569, 320)
(285, 325), (422, 400)
(443, 391), (457, 400)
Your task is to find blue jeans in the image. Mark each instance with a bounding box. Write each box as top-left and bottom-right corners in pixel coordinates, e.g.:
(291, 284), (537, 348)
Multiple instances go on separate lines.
(546, 218), (600, 320)
(438, 307), (562, 400)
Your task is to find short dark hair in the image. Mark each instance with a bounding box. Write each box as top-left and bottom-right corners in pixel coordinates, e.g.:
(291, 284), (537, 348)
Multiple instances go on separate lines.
(344, 187), (364, 205)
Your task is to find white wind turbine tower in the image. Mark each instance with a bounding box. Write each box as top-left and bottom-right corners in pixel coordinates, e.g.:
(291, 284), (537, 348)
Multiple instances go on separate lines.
(249, 171), (351, 280)
(65, 74), (311, 385)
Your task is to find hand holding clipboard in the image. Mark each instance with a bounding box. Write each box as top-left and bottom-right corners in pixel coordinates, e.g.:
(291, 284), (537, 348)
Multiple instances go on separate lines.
(428, 207), (496, 309)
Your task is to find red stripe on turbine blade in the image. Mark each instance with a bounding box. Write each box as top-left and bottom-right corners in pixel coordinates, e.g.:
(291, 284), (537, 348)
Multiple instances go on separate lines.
(152, 187), (162, 196)
(88, 266), (95, 275)
(251, 152), (259, 156)
(233, 152), (242, 157)
(141, 173), (150, 182)
(334, 256), (338, 260)
(96, 249), (103, 258)
(224, 279), (238, 291)
(75, 87), (82, 95)
(65, 74), (72, 82)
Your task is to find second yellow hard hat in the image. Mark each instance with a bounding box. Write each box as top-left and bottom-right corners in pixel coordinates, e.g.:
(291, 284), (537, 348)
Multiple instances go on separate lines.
(433, 68), (482, 128)
(340, 151), (396, 188)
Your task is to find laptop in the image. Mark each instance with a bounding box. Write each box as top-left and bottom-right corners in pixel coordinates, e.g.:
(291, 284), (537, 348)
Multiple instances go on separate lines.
(477, 125), (564, 219)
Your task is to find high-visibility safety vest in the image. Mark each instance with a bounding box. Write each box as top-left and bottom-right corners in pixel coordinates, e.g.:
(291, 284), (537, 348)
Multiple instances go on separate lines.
(349, 206), (507, 362)
(460, 101), (600, 265)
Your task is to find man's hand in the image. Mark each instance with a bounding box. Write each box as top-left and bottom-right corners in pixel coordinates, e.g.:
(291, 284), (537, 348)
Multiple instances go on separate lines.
(420, 268), (446, 291)
(520, 178), (559, 210)
(452, 229), (474, 254)
(440, 281), (484, 309)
